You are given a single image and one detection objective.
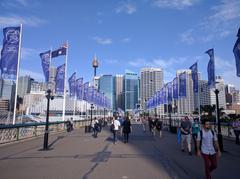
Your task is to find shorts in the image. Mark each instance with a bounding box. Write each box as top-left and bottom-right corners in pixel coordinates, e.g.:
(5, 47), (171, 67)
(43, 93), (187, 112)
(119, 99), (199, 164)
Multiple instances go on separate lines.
(181, 134), (191, 144)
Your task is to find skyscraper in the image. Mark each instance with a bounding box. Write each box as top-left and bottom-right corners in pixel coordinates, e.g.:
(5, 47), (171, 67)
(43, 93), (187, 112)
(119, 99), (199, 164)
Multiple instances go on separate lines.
(99, 75), (114, 110)
(124, 70), (139, 112)
(176, 69), (195, 114)
(18, 76), (32, 98)
(0, 78), (16, 111)
(140, 68), (164, 115)
(114, 75), (124, 111)
(199, 80), (211, 106)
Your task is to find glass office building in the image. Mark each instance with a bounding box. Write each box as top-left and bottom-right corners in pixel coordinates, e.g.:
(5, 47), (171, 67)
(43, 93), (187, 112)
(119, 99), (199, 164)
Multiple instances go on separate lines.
(99, 75), (115, 110)
(124, 70), (139, 112)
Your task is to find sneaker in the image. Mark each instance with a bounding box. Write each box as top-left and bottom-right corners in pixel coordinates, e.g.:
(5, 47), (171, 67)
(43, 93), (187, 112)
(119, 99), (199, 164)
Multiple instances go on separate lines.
(189, 152), (192, 156)
(181, 149), (184, 152)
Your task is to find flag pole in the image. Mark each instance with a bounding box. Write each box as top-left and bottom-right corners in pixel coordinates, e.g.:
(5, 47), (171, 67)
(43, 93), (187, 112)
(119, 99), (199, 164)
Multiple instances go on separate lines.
(197, 60), (201, 121)
(13, 24), (23, 125)
(62, 41), (68, 121)
(48, 47), (52, 91)
(73, 71), (76, 120)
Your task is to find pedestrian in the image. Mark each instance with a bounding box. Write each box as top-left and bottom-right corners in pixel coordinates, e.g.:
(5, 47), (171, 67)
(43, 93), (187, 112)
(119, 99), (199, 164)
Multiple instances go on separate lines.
(149, 117), (156, 136)
(112, 117), (121, 144)
(92, 118), (99, 138)
(155, 118), (163, 137)
(122, 116), (132, 143)
(180, 116), (192, 155)
(141, 116), (147, 133)
(197, 119), (221, 179)
(232, 120), (240, 145)
(192, 117), (200, 153)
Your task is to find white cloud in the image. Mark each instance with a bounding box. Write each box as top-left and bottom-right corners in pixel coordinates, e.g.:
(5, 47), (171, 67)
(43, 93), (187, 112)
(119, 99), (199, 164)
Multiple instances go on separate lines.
(92, 36), (112, 45)
(104, 59), (119, 64)
(180, 29), (195, 45)
(0, 15), (46, 27)
(116, 2), (137, 14)
(121, 38), (131, 43)
(181, 0), (240, 44)
(152, 0), (199, 10)
(20, 69), (44, 81)
(215, 56), (233, 70)
(128, 56), (187, 68)
(1, 0), (39, 8)
(21, 47), (40, 60)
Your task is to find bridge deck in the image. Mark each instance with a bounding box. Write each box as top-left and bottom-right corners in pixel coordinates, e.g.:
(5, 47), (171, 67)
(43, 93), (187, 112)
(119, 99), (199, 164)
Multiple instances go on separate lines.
(0, 123), (239, 179)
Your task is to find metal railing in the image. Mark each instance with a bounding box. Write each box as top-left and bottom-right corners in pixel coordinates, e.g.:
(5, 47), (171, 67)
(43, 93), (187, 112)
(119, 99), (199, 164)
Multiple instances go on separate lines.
(0, 119), (91, 144)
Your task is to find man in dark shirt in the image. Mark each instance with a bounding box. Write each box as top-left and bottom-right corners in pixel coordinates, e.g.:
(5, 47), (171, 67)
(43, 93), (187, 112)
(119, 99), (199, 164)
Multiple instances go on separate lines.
(180, 116), (192, 155)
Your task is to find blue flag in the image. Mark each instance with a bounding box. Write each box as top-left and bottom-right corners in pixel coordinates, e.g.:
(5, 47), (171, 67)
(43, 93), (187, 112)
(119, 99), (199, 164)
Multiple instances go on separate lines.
(179, 72), (187, 97)
(189, 62), (198, 93)
(51, 44), (67, 58)
(173, 77), (178, 99)
(233, 28), (240, 77)
(76, 78), (83, 100)
(55, 64), (65, 94)
(39, 50), (50, 82)
(205, 48), (215, 87)
(162, 86), (167, 104)
(167, 82), (172, 103)
(68, 72), (76, 97)
(83, 82), (89, 101)
(0, 26), (21, 79)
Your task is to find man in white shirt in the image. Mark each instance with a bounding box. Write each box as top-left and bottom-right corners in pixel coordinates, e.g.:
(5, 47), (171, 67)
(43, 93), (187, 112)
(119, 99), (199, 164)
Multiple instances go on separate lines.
(112, 117), (121, 144)
(197, 119), (221, 179)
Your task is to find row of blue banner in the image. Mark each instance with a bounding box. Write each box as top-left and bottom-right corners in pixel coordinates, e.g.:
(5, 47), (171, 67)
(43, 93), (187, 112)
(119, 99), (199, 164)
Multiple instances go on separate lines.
(146, 62), (199, 109)
(68, 72), (111, 109)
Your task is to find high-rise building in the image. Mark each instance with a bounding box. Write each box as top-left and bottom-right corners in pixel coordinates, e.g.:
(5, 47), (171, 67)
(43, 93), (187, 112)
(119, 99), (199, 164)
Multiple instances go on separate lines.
(199, 80), (211, 107)
(140, 68), (164, 114)
(232, 90), (240, 104)
(18, 76), (33, 98)
(124, 70), (139, 112)
(114, 75), (124, 111)
(210, 76), (226, 109)
(0, 78), (16, 111)
(176, 69), (195, 114)
(225, 84), (235, 104)
(99, 75), (114, 110)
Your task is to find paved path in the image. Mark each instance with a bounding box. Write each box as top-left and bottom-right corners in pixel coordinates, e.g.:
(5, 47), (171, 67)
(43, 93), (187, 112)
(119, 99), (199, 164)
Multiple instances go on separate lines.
(0, 123), (239, 179)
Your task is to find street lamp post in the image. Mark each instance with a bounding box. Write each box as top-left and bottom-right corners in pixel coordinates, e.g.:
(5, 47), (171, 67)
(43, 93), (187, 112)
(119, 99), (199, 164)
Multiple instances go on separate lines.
(168, 104), (172, 130)
(104, 107), (106, 122)
(43, 89), (54, 150)
(214, 89), (223, 152)
(90, 104), (94, 125)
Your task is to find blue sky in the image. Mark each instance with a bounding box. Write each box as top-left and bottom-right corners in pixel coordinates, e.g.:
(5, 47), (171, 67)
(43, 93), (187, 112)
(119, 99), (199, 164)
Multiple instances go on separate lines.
(0, 0), (239, 88)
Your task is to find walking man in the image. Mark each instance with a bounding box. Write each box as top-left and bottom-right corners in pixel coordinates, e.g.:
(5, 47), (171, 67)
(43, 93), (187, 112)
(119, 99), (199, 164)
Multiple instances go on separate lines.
(112, 117), (121, 144)
(122, 116), (132, 143)
(180, 116), (192, 155)
(197, 119), (221, 179)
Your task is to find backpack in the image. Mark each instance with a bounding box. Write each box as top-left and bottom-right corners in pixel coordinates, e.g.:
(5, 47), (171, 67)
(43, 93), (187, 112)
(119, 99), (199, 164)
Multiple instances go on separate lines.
(199, 129), (216, 151)
(110, 123), (114, 132)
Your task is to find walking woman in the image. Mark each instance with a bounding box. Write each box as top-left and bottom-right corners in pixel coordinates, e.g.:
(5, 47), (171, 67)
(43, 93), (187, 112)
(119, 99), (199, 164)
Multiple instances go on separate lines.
(122, 116), (132, 143)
